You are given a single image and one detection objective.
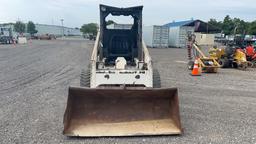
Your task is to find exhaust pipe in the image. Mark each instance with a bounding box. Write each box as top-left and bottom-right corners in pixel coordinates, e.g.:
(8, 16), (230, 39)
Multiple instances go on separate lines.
(63, 87), (182, 137)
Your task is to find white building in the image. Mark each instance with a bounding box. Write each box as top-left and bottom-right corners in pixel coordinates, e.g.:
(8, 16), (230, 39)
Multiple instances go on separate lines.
(35, 24), (81, 36)
(0, 23), (82, 37)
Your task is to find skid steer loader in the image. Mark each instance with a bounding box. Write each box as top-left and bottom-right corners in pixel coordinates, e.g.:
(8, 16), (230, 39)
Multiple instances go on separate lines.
(63, 4), (182, 137)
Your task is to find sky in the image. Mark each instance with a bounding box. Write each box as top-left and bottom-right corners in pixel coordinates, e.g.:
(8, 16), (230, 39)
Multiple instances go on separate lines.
(0, 0), (255, 28)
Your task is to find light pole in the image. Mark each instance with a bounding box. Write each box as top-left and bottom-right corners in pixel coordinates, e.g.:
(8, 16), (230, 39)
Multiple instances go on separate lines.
(61, 19), (64, 38)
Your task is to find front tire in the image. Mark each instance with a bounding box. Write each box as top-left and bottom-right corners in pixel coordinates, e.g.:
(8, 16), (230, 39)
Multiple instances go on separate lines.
(80, 69), (90, 87)
(153, 69), (161, 88)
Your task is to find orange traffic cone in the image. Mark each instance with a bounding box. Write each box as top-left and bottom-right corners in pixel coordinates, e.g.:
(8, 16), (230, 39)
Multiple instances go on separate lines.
(191, 58), (201, 76)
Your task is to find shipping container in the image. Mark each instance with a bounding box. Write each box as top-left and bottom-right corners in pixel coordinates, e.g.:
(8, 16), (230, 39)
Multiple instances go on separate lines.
(143, 25), (169, 48)
(168, 26), (194, 48)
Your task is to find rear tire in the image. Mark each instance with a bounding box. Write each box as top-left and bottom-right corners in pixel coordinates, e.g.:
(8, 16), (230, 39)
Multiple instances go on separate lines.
(218, 58), (229, 68)
(237, 63), (247, 70)
(80, 68), (90, 87)
(153, 69), (161, 88)
(233, 62), (238, 68)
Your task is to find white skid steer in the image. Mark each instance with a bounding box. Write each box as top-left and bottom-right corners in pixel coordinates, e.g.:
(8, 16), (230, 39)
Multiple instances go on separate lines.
(63, 4), (182, 137)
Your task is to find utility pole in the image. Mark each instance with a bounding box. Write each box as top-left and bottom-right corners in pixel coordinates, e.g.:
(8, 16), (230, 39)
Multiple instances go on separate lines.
(61, 19), (64, 38)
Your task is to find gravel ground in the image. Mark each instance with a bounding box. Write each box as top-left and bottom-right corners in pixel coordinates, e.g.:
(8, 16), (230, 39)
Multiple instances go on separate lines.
(0, 39), (255, 144)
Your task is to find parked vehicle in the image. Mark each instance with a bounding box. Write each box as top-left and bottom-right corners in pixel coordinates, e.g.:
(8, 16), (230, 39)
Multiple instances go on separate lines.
(0, 27), (13, 44)
(88, 34), (96, 40)
(209, 44), (248, 70)
(38, 34), (56, 40)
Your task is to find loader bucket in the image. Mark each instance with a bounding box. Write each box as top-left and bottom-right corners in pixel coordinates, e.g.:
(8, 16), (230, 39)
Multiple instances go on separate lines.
(63, 87), (182, 137)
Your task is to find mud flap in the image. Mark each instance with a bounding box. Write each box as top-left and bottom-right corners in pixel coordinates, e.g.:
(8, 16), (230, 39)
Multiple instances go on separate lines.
(63, 87), (182, 137)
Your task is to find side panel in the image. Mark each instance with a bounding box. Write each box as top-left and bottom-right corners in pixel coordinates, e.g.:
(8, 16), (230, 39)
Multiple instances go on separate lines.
(94, 70), (152, 87)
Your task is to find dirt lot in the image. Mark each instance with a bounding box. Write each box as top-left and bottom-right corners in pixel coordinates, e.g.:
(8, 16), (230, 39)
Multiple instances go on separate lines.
(0, 39), (255, 144)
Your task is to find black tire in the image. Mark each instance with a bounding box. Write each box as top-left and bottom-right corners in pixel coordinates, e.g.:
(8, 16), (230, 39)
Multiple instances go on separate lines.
(153, 69), (161, 88)
(218, 58), (229, 68)
(252, 60), (256, 68)
(187, 60), (194, 70)
(233, 62), (238, 68)
(80, 69), (90, 87)
(237, 63), (247, 70)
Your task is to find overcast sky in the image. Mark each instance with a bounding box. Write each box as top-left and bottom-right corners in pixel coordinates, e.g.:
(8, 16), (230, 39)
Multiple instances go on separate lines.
(0, 0), (255, 28)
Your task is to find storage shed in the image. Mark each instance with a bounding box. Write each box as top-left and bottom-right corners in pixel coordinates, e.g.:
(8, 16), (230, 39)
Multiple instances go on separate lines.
(164, 20), (220, 48)
(143, 25), (169, 48)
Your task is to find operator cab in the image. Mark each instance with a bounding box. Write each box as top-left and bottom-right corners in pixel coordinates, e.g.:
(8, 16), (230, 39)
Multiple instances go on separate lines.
(99, 5), (143, 66)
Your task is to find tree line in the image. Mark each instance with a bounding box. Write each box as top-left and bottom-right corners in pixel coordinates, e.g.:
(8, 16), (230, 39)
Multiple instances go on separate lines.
(80, 17), (256, 36)
(13, 16), (256, 37)
(13, 21), (38, 36)
(208, 15), (256, 35)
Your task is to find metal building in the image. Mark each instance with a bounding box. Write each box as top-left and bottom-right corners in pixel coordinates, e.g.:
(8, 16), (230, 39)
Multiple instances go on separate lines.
(35, 24), (81, 36)
(0, 23), (82, 37)
(143, 25), (169, 48)
(164, 20), (220, 48)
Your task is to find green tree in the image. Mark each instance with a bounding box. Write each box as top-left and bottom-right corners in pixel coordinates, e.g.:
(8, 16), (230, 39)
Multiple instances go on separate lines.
(232, 18), (249, 34)
(248, 21), (256, 35)
(106, 20), (115, 26)
(222, 15), (235, 35)
(14, 21), (26, 34)
(27, 21), (38, 36)
(208, 16), (256, 35)
(238, 20), (249, 34)
(208, 18), (222, 32)
(80, 23), (98, 35)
